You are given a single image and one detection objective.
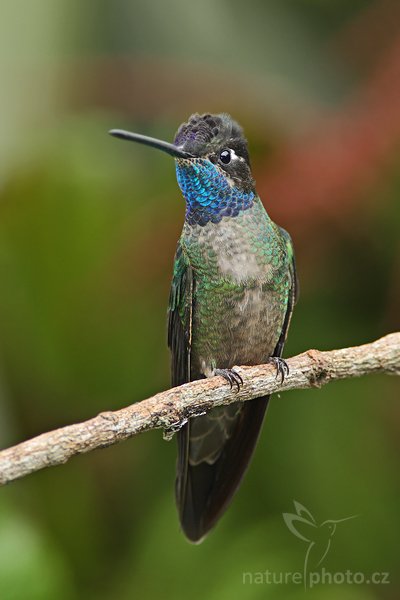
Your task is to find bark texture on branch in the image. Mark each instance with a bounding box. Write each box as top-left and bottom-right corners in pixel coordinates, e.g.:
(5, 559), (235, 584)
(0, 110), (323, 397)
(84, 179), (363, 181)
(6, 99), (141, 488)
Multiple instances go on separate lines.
(0, 333), (399, 486)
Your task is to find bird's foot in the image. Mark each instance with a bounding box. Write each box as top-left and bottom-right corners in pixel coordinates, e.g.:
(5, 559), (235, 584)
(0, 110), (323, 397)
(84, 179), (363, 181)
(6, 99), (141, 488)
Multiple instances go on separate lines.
(214, 368), (243, 392)
(268, 356), (289, 384)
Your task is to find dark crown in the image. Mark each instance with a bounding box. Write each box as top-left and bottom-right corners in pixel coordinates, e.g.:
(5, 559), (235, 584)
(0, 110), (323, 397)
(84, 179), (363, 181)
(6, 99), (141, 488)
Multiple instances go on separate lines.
(174, 113), (251, 165)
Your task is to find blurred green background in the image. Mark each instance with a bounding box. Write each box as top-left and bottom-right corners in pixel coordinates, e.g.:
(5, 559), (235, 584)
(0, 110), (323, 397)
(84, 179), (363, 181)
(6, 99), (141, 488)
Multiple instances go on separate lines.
(0, 1), (399, 598)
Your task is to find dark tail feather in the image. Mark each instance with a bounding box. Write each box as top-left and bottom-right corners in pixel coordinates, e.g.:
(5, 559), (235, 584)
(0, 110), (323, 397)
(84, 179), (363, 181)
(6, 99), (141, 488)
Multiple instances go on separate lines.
(176, 395), (269, 542)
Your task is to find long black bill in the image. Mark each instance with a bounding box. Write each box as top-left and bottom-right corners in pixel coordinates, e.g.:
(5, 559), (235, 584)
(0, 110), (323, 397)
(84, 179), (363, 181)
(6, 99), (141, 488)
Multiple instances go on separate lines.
(109, 129), (193, 159)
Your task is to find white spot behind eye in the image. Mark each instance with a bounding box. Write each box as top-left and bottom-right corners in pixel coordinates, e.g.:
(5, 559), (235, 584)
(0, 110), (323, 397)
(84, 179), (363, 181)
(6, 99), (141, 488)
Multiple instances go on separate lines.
(229, 149), (244, 162)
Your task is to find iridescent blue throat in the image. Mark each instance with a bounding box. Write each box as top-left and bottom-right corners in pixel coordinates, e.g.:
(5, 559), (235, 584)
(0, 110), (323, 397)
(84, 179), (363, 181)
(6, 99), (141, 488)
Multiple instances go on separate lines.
(175, 159), (254, 226)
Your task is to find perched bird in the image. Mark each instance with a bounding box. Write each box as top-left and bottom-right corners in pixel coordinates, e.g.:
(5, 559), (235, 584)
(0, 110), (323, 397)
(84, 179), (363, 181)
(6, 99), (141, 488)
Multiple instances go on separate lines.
(110, 113), (298, 542)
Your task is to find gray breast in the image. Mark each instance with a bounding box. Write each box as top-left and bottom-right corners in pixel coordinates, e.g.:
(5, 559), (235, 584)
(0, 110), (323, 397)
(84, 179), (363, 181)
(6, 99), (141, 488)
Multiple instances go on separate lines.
(183, 209), (274, 285)
(196, 284), (285, 376)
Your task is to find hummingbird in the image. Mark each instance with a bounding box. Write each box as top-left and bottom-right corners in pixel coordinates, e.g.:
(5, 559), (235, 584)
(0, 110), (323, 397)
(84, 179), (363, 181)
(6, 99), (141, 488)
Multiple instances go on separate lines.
(283, 501), (357, 587)
(110, 113), (298, 542)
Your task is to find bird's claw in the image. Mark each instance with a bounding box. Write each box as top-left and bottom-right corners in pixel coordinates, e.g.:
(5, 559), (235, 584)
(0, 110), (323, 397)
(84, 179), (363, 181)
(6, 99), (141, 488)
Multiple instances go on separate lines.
(268, 356), (289, 384)
(215, 368), (243, 392)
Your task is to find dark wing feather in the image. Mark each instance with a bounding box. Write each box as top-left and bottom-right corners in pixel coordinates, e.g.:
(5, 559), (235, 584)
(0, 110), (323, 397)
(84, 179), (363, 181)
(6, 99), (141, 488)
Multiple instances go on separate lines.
(167, 242), (195, 523)
(274, 227), (299, 357)
(181, 396), (269, 542)
(168, 242), (193, 388)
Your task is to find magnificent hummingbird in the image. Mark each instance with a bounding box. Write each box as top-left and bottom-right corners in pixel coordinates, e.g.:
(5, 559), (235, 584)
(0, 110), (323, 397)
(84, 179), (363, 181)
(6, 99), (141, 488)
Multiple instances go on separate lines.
(110, 113), (298, 542)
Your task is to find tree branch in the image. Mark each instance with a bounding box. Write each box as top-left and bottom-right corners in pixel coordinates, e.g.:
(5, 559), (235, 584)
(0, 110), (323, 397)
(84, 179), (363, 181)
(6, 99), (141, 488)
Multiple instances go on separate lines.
(0, 332), (399, 486)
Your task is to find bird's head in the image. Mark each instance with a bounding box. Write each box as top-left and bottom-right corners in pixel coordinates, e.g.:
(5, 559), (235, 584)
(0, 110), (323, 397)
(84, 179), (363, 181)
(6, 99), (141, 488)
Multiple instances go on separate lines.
(320, 515), (357, 538)
(110, 113), (256, 226)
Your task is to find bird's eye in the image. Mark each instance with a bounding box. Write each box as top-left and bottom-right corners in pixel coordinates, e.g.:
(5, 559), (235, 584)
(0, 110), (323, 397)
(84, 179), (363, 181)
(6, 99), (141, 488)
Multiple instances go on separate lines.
(219, 149), (231, 164)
